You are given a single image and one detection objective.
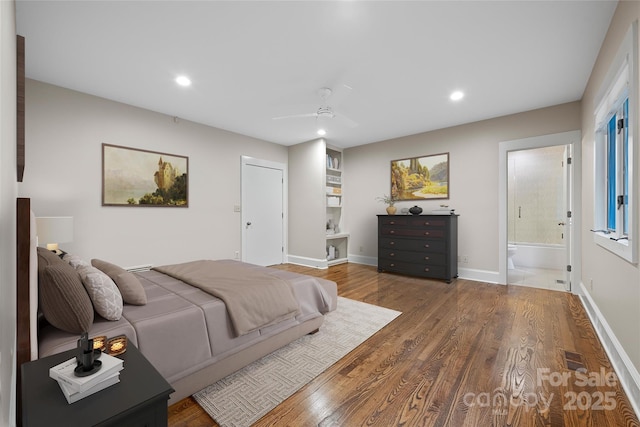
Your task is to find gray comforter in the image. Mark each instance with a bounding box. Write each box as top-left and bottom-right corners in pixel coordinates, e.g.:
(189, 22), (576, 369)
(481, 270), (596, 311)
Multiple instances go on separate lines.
(153, 260), (300, 336)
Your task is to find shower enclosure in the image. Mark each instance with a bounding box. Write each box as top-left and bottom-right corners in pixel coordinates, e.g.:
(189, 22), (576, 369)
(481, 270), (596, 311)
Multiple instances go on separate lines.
(507, 145), (569, 291)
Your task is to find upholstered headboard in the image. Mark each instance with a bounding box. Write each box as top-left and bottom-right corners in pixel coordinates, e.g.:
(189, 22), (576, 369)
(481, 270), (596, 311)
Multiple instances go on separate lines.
(28, 208), (38, 359)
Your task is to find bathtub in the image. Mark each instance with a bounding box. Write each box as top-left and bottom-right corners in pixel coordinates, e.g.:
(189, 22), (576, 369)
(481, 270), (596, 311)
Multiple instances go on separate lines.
(508, 243), (565, 270)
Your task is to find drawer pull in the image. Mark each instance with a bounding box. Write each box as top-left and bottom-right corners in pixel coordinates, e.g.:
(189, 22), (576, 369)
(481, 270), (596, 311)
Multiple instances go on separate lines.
(389, 221), (395, 225)
(390, 253), (395, 257)
(390, 241), (395, 246)
(424, 222), (430, 225)
(424, 268), (430, 272)
(390, 263), (395, 267)
(424, 232), (430, 235)
(424, 244), (430, 248)
(390, 230), (395, 234)
(424, 256), (429, 260)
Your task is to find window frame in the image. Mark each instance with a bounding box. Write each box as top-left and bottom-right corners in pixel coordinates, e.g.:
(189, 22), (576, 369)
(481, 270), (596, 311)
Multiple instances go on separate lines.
(593, 22), (638, 263)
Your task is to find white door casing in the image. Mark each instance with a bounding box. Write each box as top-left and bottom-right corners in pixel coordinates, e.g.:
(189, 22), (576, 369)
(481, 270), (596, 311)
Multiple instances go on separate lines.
(498, 130), (581, 290)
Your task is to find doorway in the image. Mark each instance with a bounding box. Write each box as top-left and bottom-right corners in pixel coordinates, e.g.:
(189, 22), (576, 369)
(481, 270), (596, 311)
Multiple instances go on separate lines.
(498, 130), (581, 291)
(241, 156), (287, 266)
(507, 145), (568, 291)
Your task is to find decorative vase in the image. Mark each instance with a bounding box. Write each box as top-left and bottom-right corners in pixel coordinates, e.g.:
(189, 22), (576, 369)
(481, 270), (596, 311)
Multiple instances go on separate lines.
(386, 205), (397, 215)
(409, 205), (423, 215)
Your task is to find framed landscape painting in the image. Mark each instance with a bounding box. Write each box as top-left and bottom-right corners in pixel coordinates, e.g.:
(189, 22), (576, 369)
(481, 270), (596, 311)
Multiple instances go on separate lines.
(390, 152), (449, 201)
(102, 143), (188, 207)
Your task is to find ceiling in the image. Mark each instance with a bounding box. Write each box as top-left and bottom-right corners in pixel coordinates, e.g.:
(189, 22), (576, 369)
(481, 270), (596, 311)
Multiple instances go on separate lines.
(16, 1), (617, 149)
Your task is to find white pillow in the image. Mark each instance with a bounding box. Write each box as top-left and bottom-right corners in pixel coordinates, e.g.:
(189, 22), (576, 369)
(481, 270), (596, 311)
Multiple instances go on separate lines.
(77, 265), (123, 321)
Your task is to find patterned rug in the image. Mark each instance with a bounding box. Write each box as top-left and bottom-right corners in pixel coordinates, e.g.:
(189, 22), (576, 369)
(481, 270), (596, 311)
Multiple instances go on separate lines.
(193, 297), (401, 427)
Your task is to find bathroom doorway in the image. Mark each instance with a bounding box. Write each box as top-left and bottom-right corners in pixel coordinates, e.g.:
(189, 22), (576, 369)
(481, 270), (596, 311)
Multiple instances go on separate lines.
(507, 145), (569, 291)
(498, 130), (580, 292)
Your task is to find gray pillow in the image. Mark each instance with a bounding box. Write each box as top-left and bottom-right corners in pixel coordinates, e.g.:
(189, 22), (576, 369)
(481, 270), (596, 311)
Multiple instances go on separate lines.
(91, 259), (147, 305)
(37, 247), (94, 333)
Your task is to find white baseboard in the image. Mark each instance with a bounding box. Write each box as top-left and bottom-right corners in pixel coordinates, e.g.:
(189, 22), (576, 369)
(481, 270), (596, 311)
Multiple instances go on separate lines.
(286, 255), (328, 269)
(457, 267), (501, 284)
(346, 254), (377, 266)
(579, 282), (640, 420)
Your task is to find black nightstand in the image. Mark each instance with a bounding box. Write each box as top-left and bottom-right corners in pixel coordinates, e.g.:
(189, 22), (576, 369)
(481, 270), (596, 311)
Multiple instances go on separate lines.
(21, 343), (174, 427)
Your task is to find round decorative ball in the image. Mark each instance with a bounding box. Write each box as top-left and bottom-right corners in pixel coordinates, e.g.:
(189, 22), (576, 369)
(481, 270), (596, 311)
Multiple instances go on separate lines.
(409, 205), (423, 215)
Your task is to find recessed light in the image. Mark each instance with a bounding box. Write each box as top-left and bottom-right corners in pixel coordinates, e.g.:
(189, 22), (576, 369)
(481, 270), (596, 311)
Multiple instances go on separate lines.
(175, 76), (192, 87)
(450, 90), (464, 101)
(317, 129), (327, 136)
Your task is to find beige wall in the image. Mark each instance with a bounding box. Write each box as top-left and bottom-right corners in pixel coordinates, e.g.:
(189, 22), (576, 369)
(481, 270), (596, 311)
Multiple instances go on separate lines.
(344, 102), (581, 274)
(288, 138), (327, 263)
(18, 80), (288, 268)
(580, 1), (640, 375)
(0, 1), (17, 424)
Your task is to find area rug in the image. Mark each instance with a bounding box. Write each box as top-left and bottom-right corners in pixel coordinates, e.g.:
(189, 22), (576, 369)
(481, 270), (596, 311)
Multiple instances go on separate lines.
(193, 296), (401, 427)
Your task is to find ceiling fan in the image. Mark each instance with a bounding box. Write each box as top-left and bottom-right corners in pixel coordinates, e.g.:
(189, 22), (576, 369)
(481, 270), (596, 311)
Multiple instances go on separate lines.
(272, 87), (358, 128)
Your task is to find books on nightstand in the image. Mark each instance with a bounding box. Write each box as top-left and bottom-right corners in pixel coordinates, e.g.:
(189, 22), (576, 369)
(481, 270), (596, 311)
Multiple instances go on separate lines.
(49, 352), (123, 403)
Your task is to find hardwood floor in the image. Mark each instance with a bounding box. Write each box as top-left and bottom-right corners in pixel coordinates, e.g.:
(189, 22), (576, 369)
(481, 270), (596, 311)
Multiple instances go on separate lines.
(168, 263), (639, 426)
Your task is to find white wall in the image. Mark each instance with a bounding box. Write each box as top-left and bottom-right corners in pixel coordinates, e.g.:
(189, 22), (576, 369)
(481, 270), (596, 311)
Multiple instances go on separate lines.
(580, 0), (640, 399)
(344, 102), (581, 280)
(0, 1), (17, 424)
(18, 80), (288, 268)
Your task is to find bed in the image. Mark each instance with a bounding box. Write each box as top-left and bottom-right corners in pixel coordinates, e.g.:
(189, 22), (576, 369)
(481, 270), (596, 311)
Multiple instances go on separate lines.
(16, 198), (338, 405)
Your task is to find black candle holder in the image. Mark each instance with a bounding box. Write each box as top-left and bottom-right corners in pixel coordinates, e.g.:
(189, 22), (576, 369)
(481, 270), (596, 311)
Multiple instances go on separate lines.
(74, 332), (102, 377)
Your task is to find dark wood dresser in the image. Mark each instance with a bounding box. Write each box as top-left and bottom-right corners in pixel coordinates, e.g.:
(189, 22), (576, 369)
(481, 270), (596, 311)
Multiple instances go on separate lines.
(377, 214), (458, 283)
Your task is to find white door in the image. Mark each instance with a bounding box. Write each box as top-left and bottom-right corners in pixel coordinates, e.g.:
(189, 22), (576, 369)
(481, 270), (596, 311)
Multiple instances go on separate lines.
(562, 145), (572, 291)
(241, 158), (285, 266)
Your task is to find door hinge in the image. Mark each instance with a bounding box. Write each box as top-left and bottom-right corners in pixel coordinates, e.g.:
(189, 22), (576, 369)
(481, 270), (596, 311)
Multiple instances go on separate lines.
(566, 265), (572, 272)
(567, 211), (572, 218)
(618, 118), (625, 133)
(567, 157), (572, 165)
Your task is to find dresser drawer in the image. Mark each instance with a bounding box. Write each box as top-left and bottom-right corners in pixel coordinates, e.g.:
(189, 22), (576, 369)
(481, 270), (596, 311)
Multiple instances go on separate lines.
(379, 237), (446, 253)
(379, 248), (446, 265)
(407, 218), (447, 228)
(379, 217), (409, 226)
(378, 259), (447, 278)
(380, 227), (445, 238)
(379, 217), (448, 228)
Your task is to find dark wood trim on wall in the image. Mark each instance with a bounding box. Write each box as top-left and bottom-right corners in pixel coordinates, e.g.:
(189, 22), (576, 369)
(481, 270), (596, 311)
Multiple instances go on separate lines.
(17, 35), (25, 182)
(16, 197), (31, 427)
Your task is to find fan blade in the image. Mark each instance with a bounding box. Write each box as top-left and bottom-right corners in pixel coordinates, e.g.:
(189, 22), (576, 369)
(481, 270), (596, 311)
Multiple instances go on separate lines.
(334, 112), (358, 128)
(272, 112), (318, 120)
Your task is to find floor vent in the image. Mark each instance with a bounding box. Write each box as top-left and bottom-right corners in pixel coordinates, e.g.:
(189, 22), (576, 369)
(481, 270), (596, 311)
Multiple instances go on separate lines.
(125, 264), (153, 273)
(564, 350), (585, 371)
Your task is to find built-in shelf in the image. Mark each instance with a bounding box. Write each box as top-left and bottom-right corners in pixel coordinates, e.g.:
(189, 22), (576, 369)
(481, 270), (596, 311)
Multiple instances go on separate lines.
(326, 146), (347, 265)
(326, 232), (350, 240)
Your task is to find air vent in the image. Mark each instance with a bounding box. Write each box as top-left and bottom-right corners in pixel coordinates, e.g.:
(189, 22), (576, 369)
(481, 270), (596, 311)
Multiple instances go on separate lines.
(125, 264), (153, 273)
(564, 350), (585, 371)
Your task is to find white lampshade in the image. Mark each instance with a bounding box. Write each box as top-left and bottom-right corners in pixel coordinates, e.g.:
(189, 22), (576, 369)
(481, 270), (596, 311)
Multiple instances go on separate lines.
(36, 216), (74, 251)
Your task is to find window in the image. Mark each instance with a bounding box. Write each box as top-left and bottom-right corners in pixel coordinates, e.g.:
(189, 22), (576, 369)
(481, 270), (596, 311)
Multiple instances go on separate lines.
(603, 98), (628, 234)
(593, 22), (637, 263)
